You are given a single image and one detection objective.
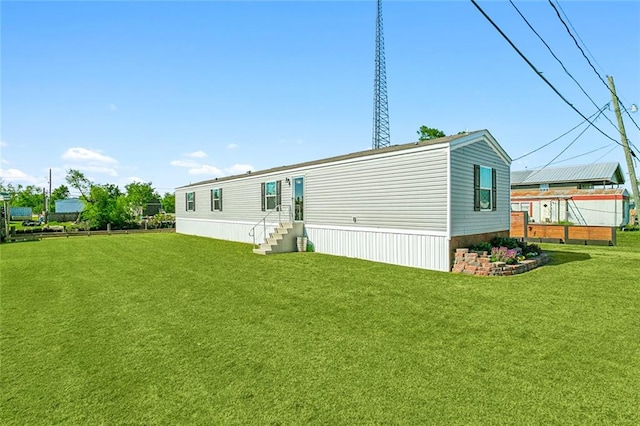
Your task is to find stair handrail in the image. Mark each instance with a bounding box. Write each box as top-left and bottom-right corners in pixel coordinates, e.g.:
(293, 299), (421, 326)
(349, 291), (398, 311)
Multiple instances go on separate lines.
(249, 205), (292, 246)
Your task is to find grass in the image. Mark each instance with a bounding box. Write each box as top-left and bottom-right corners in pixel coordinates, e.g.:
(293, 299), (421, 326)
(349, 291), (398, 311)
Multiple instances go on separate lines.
(1, 232), (639, 424)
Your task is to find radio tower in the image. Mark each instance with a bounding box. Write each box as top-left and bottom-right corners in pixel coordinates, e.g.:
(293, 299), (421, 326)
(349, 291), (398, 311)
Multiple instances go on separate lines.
(372, 0), (390, 149)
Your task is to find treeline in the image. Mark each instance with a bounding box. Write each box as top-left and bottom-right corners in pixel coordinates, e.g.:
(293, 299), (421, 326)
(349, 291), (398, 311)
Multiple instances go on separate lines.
(1, 169), (175, 230)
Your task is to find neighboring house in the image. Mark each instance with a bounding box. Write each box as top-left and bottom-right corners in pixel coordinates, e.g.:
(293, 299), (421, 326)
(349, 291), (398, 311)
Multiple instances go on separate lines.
(176, 130), (512, 272)
(55, 198), (85, 213)
(511, 162), (630, 227)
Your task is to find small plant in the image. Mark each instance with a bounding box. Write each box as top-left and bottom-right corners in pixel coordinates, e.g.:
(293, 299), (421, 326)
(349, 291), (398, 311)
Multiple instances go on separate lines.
(490, 246), (519, 264)
(520, 242), (541, 256)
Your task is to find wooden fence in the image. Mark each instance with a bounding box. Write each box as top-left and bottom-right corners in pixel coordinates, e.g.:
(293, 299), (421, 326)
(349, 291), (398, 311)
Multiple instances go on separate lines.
(510, 211), (616, 246)
(4, 227), (175, 243)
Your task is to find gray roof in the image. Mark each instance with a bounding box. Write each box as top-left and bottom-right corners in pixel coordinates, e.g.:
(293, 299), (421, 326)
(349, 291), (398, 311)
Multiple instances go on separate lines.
(511, 162), (625, 186)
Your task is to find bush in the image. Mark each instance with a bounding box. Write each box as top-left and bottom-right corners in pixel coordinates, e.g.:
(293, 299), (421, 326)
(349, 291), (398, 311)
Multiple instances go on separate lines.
(469, 242), (492, 253)
(490, 236), (519, 249)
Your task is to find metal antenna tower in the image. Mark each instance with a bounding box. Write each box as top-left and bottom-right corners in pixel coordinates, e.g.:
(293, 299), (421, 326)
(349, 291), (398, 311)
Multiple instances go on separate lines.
(372, 0), (390, 149)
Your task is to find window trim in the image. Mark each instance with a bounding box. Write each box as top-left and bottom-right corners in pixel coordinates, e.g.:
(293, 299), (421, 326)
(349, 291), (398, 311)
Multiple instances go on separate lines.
(211, 188), (223, 212)
(261, 180), (282, 211)
(474, 165), (496, 211)
(185, 191), (196, 211)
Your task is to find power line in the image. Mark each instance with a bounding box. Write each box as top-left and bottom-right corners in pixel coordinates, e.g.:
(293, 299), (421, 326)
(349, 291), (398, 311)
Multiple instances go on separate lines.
(530, 145), (612, 169)
(509, 0), (619, 133)
(470, 0), (623, 148)
(554, 1), (607, 78)
(531, 145), (611, 169)
(590, 146), (619, 164)
(513, 104), (609, 161)
(548, 0), (640, 133)
(526, 106), (608, 180)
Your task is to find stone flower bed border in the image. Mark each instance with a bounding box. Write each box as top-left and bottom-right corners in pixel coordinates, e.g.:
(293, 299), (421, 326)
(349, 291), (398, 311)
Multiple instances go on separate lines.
(452, 248), (549, 276)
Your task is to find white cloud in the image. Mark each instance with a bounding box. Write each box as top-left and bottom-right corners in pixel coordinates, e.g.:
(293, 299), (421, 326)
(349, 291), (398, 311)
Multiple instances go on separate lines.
(1, 159), (8, 165)
(0, 168), (39, 184)
(62, 147), (118, 164)
(186, 150), (207, 159)
(227, 143), (238, 150)
(71, 165), (118, 177)
(109, 103), (118, 112)
(225, 164), (254, 175)
(0, 141), (8, 148)
(188, 165), (224, 176)
(170, 159), (200, 168)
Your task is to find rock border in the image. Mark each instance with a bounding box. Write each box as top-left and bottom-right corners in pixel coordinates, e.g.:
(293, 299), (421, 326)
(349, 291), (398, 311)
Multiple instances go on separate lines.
(452, 248), (549, 276)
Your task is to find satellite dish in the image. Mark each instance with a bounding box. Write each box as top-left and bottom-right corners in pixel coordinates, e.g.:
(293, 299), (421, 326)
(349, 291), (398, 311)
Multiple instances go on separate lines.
(631, 104), (638, 113)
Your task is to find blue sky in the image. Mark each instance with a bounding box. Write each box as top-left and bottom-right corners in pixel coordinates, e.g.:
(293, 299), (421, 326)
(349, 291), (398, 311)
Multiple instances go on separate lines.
(1, 1), (639, 195)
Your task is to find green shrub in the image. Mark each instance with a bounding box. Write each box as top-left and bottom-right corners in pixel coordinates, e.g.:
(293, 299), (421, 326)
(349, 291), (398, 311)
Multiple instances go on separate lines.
(469, 242), (492, 253)
(490, 236), (519, 249)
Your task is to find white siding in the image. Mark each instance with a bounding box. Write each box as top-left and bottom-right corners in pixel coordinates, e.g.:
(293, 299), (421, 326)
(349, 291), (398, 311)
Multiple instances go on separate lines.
(176, 144), (450, 233)
(306, 225), (450, 271)
(177, 217), (279, 244)
(176, 173), (293, 224)
(304, 147), (449, 231)
(450, 138), (511, 236)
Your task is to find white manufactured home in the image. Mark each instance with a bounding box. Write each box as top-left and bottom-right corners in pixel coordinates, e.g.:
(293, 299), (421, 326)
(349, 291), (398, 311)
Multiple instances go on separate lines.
(175, 130), (512, 272)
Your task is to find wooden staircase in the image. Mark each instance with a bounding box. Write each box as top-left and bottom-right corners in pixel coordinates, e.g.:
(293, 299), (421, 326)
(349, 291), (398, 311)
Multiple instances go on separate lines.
(252, 222), (304, 255)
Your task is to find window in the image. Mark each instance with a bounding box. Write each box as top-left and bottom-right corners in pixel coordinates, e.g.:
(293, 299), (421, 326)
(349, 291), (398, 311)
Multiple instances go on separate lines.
(211, 188), (222, 211)
(474, 165), (497, 211)
(261, 181), (281, 211)
(540, 183), (549, 191)
(186, 192), (195, 211)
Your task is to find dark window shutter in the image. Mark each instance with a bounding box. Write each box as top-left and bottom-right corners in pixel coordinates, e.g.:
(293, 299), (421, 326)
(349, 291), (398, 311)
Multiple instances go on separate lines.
(210, 190), (214, 211)
(276, 180), (282, 210)
(193, 192), (195, 211)
(219, 188), (223, 211)
(491, 169), (497, 211)
(261, 183), (265, 211)
(473, 165), (480, 211)
(185, 193), (188, 211)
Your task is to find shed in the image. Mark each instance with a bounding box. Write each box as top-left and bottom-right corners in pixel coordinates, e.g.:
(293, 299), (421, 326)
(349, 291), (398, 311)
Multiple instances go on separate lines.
(175, 130), (512, 272)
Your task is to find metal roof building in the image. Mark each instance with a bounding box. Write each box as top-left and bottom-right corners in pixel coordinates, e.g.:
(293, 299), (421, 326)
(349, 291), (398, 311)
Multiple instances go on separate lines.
(511, 163), (625, 187)
(510, 163), (630, 227)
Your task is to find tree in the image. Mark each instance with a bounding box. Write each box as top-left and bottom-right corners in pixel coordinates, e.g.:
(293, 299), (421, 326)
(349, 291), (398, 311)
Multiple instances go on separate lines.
(162, 192), (175, 213)
(14, 185), (44, 213)
(64, 169), (135, 229)
(125, 182), (160, 218)
(81, 184), (133, 229)
(0, 181), (22, 206)
(66, 169), (94, 203)
(417, 126), (445, 141)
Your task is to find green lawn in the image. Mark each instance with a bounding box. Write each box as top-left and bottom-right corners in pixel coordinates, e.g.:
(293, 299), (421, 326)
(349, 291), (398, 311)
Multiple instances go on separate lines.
(1, 232), (638, 424)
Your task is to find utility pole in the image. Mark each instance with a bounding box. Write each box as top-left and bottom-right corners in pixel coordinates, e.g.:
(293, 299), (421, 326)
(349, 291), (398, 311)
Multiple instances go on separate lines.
(608, 75), (640, 225)
(42, 187), (46, 222)
(47, 168), (52, 224)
